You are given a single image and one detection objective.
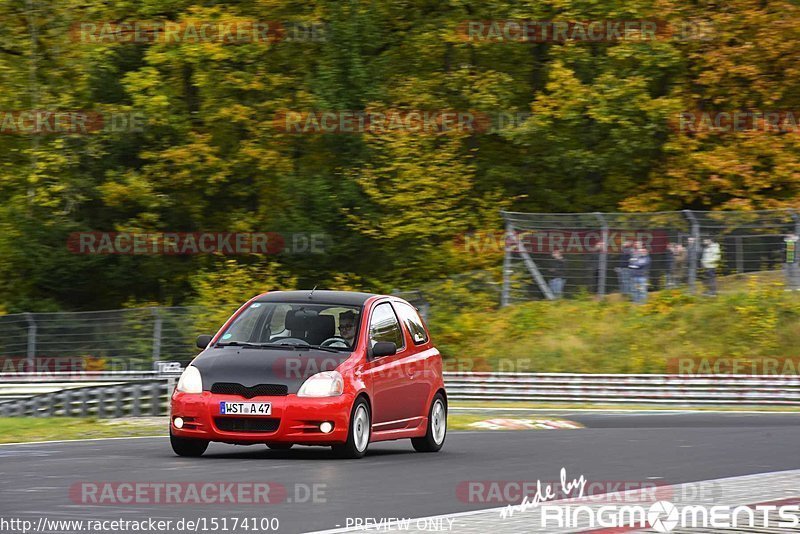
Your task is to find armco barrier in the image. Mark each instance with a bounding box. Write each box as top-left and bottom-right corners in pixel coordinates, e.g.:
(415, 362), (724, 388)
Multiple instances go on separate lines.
(0, 380), (176, 417)
(1, 371), (799, 416)
(444, 372), (800, 406)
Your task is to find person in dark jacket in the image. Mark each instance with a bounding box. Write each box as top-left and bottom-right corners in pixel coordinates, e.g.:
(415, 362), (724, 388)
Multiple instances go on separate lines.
(616, 239), (634, 297)
(629, 246), (651, 303)
(548, 249), (566, 299)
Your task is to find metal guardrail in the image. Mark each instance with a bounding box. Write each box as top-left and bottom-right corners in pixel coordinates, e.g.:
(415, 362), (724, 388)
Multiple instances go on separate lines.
(0, 380), (176, 417)
(444, 372), (800, 406)
(1, 372), (799, 417)
(0, 370), (182, 402)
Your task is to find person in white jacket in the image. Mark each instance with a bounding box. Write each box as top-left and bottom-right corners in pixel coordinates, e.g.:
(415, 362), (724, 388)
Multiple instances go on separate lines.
(701, 238), (721, 295)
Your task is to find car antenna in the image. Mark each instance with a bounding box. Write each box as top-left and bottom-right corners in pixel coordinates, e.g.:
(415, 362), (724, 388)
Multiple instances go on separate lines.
(309, 285), (317, 300)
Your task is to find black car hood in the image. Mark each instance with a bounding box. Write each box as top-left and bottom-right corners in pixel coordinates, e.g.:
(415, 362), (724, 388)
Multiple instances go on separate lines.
(192, 347), (351, 394)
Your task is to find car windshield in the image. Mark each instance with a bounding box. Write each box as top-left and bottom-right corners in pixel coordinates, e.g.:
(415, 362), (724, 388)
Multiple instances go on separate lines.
(217, 301), (362, 350)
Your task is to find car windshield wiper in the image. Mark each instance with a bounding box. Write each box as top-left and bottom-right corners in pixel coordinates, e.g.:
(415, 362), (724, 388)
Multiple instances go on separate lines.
(216, 341), (346, 353)
(215, 341), (292, 350)
(308, 344), (349, 353)
(215, 341), (263, 348)
(256, 343), (344, 353)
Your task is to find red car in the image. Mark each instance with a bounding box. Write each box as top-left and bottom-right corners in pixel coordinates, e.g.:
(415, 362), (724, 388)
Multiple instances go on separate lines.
(170, 290), (447, 458)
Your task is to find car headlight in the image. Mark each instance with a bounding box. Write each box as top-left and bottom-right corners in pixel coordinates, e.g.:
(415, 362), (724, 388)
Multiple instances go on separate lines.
(176, 365), (203, 394)
(297, 371), (344, 397)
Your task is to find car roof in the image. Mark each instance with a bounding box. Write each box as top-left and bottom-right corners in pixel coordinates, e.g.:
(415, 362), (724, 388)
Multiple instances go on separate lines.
(255, 290), (382, 306)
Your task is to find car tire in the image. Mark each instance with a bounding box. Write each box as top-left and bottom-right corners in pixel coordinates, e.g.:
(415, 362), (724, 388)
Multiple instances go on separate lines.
(170, 431), (209, 457)
(332, 398), (370, 459)
(412, 393), (447, 453)
(266, 443), (293, 450)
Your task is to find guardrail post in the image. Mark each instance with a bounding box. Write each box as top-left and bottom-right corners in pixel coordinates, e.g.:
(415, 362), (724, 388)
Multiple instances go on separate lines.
(151, 381), (160, 416)
(114, 385), (124, 418)
(63, 389), (72, 416)
(44, 392), (54, 416)
(97, 388), (105, 418)
(132, 383), (141, 416)
(24, 312), (36, 371)
(593, 213), (609, 298)
(683, 210), (700, 294)
(79, 388), (88, 416)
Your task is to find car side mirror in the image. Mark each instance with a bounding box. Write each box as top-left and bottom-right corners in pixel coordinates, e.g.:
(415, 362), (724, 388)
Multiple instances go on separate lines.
(371, 341), (397, 358)
(196, 334), (213, 349)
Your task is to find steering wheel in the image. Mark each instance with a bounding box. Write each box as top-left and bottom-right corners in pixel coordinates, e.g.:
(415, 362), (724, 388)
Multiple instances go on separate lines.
(270, 337), (309, 345)
(320, 337), (350, 348)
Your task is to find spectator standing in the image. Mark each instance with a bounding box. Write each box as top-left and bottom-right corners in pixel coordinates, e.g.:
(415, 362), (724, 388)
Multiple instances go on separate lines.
(666, 242), (687, 288)
(701, 237), (721, 296)
(616, 239), (634, 297)
(629, 246), (651, 303)
(548, 249), (566, 299)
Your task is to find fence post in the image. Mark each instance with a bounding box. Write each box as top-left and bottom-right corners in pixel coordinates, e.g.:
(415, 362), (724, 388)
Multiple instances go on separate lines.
(24, 312), (36, 371)
(683, 210), (700, 294)
(501, 221), (513, 307)
(789, 210), (800, 290)
(593, 213), (609, 298)
(735, 236), (744, 274)
(152, 307), (163, 365)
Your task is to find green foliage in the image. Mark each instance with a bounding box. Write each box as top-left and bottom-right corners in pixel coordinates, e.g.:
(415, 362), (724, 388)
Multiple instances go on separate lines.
(187, 259), (296, 335)
(0, 0), (799, 312)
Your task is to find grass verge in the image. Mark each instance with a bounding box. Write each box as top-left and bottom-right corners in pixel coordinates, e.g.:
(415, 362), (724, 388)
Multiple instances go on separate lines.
(0, 417), (167, 444)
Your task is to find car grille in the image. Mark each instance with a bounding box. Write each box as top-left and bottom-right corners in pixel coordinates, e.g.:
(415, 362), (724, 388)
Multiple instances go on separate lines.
(214, 417), (280, 433)
(210, 383), (288, 398)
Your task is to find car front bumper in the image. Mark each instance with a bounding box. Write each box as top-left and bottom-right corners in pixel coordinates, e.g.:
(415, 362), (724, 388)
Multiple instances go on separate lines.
(170, 391), (353, 445)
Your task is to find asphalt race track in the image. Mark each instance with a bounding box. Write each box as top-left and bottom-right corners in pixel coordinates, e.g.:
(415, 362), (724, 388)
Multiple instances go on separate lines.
(1, 412), (799, 534)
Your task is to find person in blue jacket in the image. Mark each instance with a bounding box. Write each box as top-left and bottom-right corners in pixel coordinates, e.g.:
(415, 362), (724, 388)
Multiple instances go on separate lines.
(629, 246), (651, 303)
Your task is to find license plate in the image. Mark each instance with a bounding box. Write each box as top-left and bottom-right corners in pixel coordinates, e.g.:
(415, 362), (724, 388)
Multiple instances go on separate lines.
(219, 402), (272, 415)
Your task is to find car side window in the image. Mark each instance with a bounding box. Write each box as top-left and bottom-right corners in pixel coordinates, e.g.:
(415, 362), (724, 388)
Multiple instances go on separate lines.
(394, 302), (429, 345)
(369, 302), (404, 352)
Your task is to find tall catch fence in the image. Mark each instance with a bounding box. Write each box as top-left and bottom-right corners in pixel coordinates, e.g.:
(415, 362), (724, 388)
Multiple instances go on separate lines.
(500, 209), (800, 304)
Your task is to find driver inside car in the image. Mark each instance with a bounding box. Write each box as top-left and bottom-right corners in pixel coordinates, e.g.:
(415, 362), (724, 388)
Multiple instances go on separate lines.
(337, 310), (357, 346)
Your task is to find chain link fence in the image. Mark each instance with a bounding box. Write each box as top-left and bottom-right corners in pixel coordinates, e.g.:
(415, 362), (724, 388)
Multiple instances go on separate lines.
(0, 307), (208, 373)
(500, 209), (800, 304)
